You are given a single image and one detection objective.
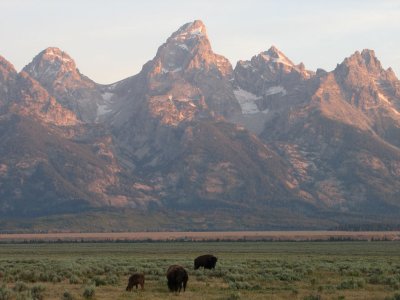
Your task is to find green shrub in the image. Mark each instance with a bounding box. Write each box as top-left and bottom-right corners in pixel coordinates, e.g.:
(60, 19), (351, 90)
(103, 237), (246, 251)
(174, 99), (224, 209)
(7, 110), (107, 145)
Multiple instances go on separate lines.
(93, 276), (106, 286)
(228, 280), (237, 289)
(62, 290), (75, 300)
(385, 293), (400, 300)
(394, 293), (400, 300)
(369, 274), (385, 284)
(385, 276), (400, 289)
(83, 285), (95, 299)
(31, 284), (46, 300)
(105, 274), (119, 285)
(51, 275), (62, 283)
(13, 281), (29, 292)
(16, 291), (33, 300)
(337, 278), (365, 290)
(277, 271), (300, 282)
(69, 275), (80, 284)
(235, 282), (251, 290)
(0, 286), (11, 300)
(224, 292), (241, 300)
(19, 270), (38, 283)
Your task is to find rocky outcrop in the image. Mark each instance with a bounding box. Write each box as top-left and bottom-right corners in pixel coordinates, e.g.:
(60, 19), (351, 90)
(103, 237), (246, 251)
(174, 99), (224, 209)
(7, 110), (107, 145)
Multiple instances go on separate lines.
(333, 49), (400, 146)
(9, 71), (79, 126)
(230, 46), (315, 134)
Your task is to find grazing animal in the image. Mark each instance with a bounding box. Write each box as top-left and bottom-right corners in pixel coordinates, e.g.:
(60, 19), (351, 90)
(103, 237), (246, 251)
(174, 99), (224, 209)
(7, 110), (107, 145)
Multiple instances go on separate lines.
(166, 265), (188, 293)
(126, 273), (145, 291)
(194, 254), (218, 270)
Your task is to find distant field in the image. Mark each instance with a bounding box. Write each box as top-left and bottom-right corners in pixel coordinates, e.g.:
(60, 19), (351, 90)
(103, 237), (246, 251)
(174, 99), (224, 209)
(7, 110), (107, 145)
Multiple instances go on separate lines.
(1, 230), (400, 242)
(1, 241), (400, 299)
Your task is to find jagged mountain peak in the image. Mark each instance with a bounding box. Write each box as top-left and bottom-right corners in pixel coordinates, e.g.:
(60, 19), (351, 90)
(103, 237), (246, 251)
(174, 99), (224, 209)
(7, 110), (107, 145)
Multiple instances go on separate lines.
(360, 49), (377, 61)
(234, 46), (312, 97)
(248, 46), (311, 78)
(262, 45), (295, 66)
(170, 20), (207, 42)
(40, 47), (74, 61)
(22, 46), (92, 93)
(324, 49), (400, 132)
(150, 20), (232, 77)
(22, 47), (102, 123)
(126, 20), (239, 126)
(23, 46), (97, 89)
(25, 47), (78, 78)
(338, 49), (385, 76)
(334, 49), (400, 110)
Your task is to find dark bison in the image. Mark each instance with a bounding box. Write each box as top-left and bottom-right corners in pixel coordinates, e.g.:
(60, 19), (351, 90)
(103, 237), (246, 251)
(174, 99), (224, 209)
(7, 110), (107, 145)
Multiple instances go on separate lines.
(194, 254), (218, 270)
(126, 273), (145, 291)
(166, 265), (188, 293)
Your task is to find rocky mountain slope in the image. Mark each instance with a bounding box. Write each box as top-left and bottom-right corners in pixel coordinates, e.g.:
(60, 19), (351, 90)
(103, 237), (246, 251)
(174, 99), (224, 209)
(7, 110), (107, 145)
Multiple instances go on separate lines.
(0, 20), (399, 231)
(23, 47), (106, 123)
(234, 46), (400, 217)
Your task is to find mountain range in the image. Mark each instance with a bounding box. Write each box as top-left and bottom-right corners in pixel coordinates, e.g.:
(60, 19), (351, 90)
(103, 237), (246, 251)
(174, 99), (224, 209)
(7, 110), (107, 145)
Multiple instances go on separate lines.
(1, 20), (399, 232)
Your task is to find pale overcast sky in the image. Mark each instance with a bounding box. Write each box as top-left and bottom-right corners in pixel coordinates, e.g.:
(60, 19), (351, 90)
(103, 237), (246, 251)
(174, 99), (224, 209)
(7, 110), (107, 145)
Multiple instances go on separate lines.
(1, 0), (399, 84)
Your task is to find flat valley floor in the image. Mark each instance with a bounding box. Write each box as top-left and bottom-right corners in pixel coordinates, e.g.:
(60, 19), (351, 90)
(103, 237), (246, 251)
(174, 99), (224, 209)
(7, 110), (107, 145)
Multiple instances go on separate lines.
(0, 241), (400, 299)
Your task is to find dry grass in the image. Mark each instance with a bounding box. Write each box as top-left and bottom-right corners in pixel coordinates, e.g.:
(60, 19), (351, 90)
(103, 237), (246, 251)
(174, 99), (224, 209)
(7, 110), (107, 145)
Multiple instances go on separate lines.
(1, 230), (400, 242)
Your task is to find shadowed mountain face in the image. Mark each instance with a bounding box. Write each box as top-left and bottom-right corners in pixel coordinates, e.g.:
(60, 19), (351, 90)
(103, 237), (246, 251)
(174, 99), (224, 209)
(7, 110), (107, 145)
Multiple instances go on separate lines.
(0, 20), (399, 230)
(0, 56), (17, 109)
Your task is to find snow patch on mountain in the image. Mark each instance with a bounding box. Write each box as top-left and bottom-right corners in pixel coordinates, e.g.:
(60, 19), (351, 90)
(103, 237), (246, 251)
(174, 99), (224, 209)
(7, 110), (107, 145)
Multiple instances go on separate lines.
(239, 61), (251, 69)
(96, 92), (114, 119)
(97, 103), (112, 118)
(190, 26), (204, 36)
(234, 88), (262, 114)
(178, 44), (189, 51)
(265, 86), (287, 96)
(42, 48), (72, 61)
(172, 20), (206, 42)
(102, 92), (113, 102)
(161, 67), (182, 74)
(260, 53), (294, 67)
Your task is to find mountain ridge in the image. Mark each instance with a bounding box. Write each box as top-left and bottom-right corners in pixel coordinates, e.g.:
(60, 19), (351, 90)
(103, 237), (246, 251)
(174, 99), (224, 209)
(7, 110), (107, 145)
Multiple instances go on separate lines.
(0, 20), (399, 231)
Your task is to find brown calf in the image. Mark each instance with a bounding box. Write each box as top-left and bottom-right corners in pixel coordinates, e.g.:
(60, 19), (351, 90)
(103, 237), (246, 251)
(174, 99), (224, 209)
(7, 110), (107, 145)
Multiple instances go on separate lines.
(126, 273), (145, 291)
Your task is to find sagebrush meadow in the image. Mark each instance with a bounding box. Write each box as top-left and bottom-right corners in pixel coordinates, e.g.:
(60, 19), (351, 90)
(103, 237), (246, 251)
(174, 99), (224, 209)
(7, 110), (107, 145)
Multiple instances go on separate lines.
(1, 241), (400, 299)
